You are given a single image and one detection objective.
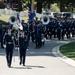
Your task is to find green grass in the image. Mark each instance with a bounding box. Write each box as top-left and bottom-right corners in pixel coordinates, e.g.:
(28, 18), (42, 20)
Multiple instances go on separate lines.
(0, 14), (28, 23)
(59, 42), (75, 60)
(0, 14), (28, 28)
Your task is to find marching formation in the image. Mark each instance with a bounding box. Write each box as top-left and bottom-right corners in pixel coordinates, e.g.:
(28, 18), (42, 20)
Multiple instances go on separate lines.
(0, 17), (75, 68)
(21, 18), (75, 45)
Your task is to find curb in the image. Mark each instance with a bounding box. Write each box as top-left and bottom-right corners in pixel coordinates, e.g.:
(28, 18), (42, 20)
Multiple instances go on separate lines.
(52, 45), (75, 67)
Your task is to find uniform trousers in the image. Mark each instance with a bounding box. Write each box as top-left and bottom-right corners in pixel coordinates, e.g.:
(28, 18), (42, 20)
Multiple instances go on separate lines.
(19, 47), (26, 65)
(6, 44), (14, 66)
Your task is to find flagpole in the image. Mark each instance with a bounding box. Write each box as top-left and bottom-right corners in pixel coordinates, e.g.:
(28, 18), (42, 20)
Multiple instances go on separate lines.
(16, 12), (20, 60)
(18, 29), (20, 60)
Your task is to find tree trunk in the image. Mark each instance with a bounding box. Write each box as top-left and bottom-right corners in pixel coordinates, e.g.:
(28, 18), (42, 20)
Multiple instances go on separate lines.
(18, 0), (22, 12)
(2, 0), (4, 3)
(60, 0), (65, 12)
(37, 1), (42, 13)
(31, 0), (34, 13)
(60, 0), (63, 12)
(48, 3), (51, 9)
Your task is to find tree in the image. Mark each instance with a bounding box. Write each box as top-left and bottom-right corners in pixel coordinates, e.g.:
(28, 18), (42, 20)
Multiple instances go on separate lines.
(36, 0), (42, 13)
(56, 0), (75, 12)
(18, 0), (23, 12)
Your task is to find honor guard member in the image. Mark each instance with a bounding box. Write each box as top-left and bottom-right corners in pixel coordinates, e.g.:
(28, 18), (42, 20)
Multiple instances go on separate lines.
(47, 22), (52, 39)
(71, 24), (75, 37)
(57, 26), (61, 40)
(3, 28), (15, 68)
(19, 30), (27, 66)
(34, 24), (42, 49)
(1, 24), (7, 49)
(0, 27), (1, 46)
(22, 23), (29, 48)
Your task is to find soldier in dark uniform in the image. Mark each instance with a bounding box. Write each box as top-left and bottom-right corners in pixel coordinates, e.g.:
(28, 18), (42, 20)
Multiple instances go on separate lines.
(47, 22), (52, 39)
(61, 25), (64, 40)
(71, 22), (75, 37)
(22, 23), (29, 48)
(3, 28), (15, 68)
(0, 27), (1, 45)
(34, 24), (42, 49)
(1, 24), (7, 49)
(57, 26), (61, 40)
(19, 30), (27, 66)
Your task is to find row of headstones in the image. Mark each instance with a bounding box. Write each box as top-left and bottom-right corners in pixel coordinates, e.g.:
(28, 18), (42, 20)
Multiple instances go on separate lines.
(0, 9), (28, 17)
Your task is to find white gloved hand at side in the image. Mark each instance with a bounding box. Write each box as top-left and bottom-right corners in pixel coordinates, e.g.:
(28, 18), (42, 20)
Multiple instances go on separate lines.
(3, 44), (6, 48)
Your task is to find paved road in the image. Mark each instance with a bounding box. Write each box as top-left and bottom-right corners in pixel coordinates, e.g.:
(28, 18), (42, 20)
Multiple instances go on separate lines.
(0, 38), (75, 75)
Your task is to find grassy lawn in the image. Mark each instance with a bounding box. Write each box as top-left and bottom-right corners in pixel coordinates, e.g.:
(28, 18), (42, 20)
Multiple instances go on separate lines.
(0, 14), (28, 28)
(0, 14), (28, 23)
(59, 42), (75, 60)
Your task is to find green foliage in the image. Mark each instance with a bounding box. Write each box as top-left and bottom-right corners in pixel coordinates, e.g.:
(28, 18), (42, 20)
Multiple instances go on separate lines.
(59, 42), (75, 60)
(21, 0), (29, 3)
(51, 4), (60, 12)
(0, 1), (6, 8)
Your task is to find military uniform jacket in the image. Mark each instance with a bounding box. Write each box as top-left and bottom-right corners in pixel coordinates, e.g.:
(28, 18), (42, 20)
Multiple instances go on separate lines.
(19, 35), (27, 49)
(34, 26), (41, 38)
(3, 33), (15, 45)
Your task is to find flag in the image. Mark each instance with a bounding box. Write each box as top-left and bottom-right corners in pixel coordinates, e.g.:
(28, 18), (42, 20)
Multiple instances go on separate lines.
(30, 13), (36, 20)
(16, 13), (23, 30)
(16, 13), (20, 25)
(28, 4), (36, 20)
(28, 4), (31, 17)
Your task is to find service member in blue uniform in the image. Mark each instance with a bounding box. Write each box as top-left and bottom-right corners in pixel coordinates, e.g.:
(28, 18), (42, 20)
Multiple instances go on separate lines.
(0, 27), (1, 46)
(3, 28), (15, 68)
(1, 24), (7, 49)
(19, 30), (27, 66)
(34, 24), (42, 49)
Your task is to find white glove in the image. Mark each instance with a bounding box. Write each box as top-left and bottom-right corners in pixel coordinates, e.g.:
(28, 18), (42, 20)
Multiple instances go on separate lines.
(3, 44), (6, 48)
(42, 38), (45, 42)
(27, 48), (29, 51)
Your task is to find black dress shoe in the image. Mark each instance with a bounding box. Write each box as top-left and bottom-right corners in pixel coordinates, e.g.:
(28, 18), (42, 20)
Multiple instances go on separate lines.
(23, 64), (25, 66)
(19, 61), (22, 65)
(8, 64), (11, 68)
(8, 65), (11, 68)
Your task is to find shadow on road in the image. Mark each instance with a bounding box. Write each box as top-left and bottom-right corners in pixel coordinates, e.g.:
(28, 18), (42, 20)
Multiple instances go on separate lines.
(12, 65), (45, 69)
